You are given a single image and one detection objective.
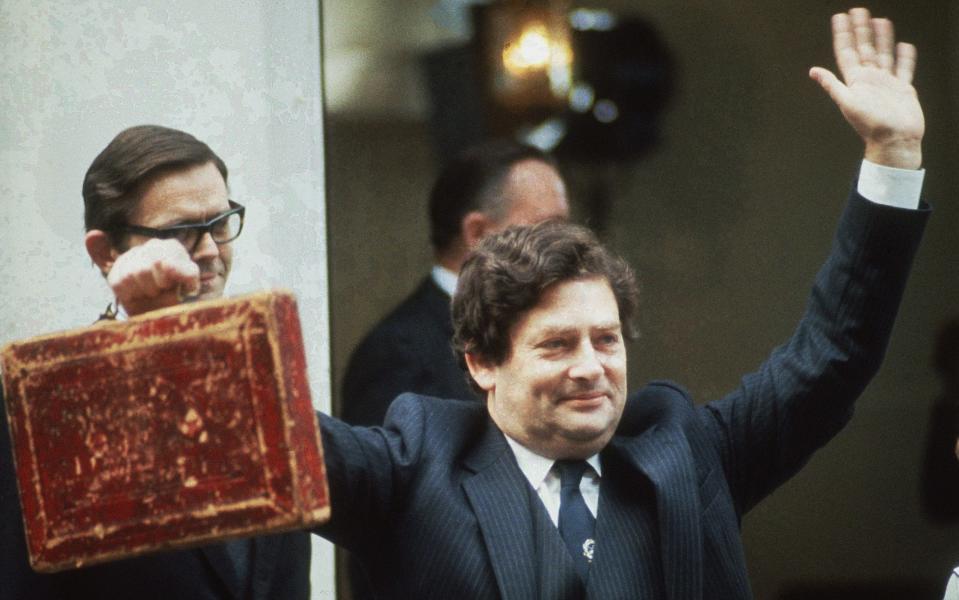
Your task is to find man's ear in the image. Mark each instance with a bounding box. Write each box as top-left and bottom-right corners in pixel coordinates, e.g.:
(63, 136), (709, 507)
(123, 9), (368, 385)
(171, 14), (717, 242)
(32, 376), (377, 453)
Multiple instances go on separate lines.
(461, 211), (494, 249)
(84, 230), (119, 276)
(464, 352), (496, 392)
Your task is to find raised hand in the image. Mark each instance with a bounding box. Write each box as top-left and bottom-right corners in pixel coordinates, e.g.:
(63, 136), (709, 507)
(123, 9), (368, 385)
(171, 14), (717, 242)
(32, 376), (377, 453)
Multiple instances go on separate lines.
(809, 7), (924, 169)
(107, 238), (200, 316)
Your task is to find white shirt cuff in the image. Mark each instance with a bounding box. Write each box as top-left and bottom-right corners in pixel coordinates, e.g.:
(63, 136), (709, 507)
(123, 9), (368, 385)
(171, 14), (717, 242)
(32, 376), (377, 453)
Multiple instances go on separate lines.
(857, 159), (924, 209)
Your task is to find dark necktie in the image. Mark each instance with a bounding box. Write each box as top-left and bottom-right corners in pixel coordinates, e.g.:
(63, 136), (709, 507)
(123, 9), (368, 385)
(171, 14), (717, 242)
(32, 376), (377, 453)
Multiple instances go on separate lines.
(556, 459), (596, 581)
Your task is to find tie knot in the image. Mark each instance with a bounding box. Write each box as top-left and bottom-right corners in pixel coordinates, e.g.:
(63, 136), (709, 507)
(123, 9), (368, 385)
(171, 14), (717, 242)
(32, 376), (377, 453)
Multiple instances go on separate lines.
(555, 459), (590, 490)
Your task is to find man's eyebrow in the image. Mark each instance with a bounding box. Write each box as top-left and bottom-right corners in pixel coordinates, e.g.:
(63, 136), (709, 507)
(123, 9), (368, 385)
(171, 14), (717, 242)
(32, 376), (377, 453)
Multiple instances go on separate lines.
(533, 325), (576, 339)
(535, 322), (622, 338)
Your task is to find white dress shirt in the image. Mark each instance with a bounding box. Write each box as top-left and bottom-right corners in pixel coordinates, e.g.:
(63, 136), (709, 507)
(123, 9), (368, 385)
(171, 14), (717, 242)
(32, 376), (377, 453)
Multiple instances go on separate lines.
(431, 264), (458, 297)
(504, 435), (602, 526)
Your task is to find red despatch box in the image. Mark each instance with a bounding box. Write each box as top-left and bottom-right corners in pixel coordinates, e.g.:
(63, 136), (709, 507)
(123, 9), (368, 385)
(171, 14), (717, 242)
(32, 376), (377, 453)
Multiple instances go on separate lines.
(1, 290), (329, 572)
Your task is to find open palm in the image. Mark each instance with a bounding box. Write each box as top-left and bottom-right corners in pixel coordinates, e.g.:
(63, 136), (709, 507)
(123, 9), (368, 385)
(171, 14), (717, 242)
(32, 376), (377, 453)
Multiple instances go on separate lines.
(809, 8), (924, 169)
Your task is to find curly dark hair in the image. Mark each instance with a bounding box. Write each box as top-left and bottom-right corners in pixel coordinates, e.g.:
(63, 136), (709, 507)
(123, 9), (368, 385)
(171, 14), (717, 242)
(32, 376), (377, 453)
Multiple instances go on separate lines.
(83, 125), (228, 247)
(452, 219), (639, 388)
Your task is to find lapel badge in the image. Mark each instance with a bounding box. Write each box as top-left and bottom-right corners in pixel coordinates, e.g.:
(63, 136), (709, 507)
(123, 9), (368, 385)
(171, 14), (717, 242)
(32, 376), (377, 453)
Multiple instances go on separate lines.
(582, 538), (595, 563)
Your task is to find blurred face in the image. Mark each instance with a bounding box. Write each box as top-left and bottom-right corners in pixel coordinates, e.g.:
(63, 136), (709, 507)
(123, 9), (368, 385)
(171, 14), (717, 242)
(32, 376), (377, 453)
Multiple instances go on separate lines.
(468, 276), (627, 459)
(497, 159), (569, 227)
(124, 162), (233, 300)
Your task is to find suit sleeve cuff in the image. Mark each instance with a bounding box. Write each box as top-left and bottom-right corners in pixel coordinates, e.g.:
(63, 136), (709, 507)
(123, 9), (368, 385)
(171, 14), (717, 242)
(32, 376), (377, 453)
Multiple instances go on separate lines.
(857, 159), (924, 210)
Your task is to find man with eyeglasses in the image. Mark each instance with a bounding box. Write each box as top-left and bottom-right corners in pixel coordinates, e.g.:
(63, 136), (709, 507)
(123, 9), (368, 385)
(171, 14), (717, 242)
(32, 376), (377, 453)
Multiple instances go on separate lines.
(0, 125), (311, 599)
(83, 126), (245, 318)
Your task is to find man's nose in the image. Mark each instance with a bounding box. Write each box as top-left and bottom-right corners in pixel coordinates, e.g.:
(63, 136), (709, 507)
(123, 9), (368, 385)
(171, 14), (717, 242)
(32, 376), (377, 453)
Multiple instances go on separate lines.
(568, 343), (603, 380)
(191, 231), (219, 259)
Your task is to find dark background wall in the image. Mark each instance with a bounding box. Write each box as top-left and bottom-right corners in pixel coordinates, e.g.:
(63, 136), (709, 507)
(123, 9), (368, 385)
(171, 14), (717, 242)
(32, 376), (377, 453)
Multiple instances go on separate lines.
(324, 1), (959, 597)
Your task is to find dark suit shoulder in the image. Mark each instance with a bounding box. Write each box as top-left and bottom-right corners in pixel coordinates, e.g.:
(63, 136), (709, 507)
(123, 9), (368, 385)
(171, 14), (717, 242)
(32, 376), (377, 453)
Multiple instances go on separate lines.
(384, 393), (490, 449)
(634, 379), (694, 405)
(341, 278), (477, 426)
(323, 393), (490, 476)
(363, 278), (451, 338)
(616, 380), (695, 435)
(346, 279), (450, 368)
(388, 391), (487, 417)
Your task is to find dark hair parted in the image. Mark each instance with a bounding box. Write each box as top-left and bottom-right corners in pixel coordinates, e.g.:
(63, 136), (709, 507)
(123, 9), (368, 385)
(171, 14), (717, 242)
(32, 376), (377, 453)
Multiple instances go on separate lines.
(452, 219), (639, 372)
(83, 125), (228, 245)
(429, 138), (558, 253)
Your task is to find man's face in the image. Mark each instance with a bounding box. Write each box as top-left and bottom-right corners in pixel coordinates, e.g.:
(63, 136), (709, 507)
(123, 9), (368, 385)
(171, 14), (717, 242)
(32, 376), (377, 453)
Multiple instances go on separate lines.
(124, 161), (233, 300)
(497, 159), (570, 227)
(470, 276), (627, 459)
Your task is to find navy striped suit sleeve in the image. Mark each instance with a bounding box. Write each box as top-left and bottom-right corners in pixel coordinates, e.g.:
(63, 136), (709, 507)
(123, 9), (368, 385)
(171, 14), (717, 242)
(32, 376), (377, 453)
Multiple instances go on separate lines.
(313, 394), (430, 554)
(698, 190), (929, 515)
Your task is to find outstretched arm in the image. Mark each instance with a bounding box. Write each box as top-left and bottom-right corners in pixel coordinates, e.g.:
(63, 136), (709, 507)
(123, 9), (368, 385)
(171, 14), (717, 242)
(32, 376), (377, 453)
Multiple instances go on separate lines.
(809, 7), (924, 169)
(699, 9), (931, 514)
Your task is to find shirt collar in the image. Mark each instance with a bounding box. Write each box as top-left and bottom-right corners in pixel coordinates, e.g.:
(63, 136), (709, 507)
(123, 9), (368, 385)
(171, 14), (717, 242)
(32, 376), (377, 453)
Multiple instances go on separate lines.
(430, 264), (458, 297)
(503, 434), (602, 490)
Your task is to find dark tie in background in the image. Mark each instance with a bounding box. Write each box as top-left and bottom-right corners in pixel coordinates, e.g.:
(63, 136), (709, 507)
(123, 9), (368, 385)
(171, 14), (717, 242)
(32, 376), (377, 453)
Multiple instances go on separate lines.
(556, 460), (596, 581)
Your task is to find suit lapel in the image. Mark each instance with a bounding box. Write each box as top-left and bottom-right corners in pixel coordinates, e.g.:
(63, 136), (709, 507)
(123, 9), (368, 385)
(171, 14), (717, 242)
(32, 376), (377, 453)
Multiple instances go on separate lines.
(585, 458), (657, 598)
(461, 422), (538, 600)
(606, 423), (703, 600)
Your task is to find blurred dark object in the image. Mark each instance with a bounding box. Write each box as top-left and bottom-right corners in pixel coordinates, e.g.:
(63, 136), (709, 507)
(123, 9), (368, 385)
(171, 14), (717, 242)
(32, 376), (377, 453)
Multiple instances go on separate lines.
(556, 14), (674, 162)
(422, 43), (490, 160)
(920, 319), (959, 524)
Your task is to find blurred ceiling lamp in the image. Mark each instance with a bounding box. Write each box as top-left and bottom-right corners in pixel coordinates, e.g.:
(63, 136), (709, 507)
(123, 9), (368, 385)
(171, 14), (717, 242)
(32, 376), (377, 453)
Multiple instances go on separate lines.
(474, 0), (573, 127)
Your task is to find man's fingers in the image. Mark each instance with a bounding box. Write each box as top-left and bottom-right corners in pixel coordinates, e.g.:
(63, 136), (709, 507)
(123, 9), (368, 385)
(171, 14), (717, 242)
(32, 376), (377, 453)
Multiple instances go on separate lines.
(895, 42), (917, 84)
(831, 13), (859, 80)
(850, 8), (876, 66)
(151, 257), (200, 294)
(153, 257), (201, 300)
(831, 10), (909, 83)
(873, 18), (895, 71)
(107, 239), (200, 313)
(809, 66), (850, 108)
(111, 257), (196, 300)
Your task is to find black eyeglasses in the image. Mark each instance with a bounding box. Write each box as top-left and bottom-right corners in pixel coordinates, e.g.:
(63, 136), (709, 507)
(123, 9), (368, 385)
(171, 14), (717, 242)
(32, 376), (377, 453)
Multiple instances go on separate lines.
(119, 200), (245, 254)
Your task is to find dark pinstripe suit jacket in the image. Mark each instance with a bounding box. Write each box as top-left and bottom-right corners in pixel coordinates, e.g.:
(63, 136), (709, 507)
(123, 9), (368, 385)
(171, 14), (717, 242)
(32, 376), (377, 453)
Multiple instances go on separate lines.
(316, 191), (929, 599)
(320, 194), (928, 600)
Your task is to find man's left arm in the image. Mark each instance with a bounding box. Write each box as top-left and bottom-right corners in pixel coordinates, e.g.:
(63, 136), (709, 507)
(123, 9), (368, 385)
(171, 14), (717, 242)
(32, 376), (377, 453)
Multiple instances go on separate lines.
(699, 8), (931, 514)
(701, 179), (929, 514)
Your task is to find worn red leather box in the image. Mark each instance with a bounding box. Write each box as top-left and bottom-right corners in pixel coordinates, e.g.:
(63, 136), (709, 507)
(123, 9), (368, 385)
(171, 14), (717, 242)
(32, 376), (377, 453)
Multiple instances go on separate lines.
(1, 290), (329, 572)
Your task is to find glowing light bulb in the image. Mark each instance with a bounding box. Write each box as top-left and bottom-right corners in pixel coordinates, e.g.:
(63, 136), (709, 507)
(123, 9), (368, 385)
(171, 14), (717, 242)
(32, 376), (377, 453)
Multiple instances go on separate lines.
(503, 23), (552, 74)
